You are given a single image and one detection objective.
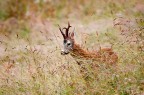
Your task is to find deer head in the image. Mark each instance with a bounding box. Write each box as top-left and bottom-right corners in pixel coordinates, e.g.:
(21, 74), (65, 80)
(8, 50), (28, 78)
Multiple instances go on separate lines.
(58, 22), (75, 55)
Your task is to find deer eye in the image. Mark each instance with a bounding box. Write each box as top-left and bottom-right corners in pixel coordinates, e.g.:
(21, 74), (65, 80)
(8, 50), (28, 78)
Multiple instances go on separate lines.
(67, 43), (71, 46)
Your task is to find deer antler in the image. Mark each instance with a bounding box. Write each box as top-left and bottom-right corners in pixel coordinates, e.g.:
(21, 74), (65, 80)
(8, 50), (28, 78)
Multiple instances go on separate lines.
(63, 22), (71, 37)
(58, 24), (66, 39)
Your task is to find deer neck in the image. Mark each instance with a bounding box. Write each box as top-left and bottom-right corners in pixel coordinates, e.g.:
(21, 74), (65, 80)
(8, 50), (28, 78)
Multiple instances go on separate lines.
(70, 43), (100, 60)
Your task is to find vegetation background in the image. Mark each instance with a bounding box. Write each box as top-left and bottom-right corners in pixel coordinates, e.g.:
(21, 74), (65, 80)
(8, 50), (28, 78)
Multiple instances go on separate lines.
(0, 0), (144, 95)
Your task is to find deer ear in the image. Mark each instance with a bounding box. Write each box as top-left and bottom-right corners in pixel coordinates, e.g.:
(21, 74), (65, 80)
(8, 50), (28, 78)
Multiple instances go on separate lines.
(70, 28), (75, 39)
(70, 32), (74, 39)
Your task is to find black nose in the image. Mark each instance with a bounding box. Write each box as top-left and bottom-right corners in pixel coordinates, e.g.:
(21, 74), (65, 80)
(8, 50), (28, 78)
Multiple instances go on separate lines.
(61, 51), (69, 55)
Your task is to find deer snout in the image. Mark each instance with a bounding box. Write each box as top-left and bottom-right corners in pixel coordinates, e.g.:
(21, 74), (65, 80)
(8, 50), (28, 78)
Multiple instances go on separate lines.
(61, 50), (69, 55)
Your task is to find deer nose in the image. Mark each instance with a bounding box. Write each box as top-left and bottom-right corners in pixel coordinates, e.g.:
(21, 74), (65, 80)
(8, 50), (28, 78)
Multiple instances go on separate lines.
(61, 51), (65, 55)
(61, 50), (69, 55)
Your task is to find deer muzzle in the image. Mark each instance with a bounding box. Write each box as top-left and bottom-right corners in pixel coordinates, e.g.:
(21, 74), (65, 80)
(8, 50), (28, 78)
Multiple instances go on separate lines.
(61, 50), (69, 55)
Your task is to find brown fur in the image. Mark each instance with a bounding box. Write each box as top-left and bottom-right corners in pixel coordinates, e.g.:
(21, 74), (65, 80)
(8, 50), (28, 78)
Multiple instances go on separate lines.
(70, 43), (118, 65)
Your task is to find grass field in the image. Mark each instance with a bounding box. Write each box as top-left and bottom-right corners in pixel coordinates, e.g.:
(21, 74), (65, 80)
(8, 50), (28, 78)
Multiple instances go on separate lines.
(0, 0), (144, 95)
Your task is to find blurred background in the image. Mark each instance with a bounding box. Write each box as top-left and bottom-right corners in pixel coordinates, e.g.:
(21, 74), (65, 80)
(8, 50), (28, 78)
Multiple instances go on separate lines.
(0, 0), (144, 19)
(0, 0), (144, 35)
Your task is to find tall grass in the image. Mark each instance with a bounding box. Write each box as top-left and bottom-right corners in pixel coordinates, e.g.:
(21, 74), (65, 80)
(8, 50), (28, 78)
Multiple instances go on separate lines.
(0, 17), (143, 94)
(0, 0), (144, 95)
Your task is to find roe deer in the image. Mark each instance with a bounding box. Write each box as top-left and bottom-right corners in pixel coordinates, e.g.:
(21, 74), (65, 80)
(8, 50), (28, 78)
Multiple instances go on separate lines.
(58, 22), (118, 65)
